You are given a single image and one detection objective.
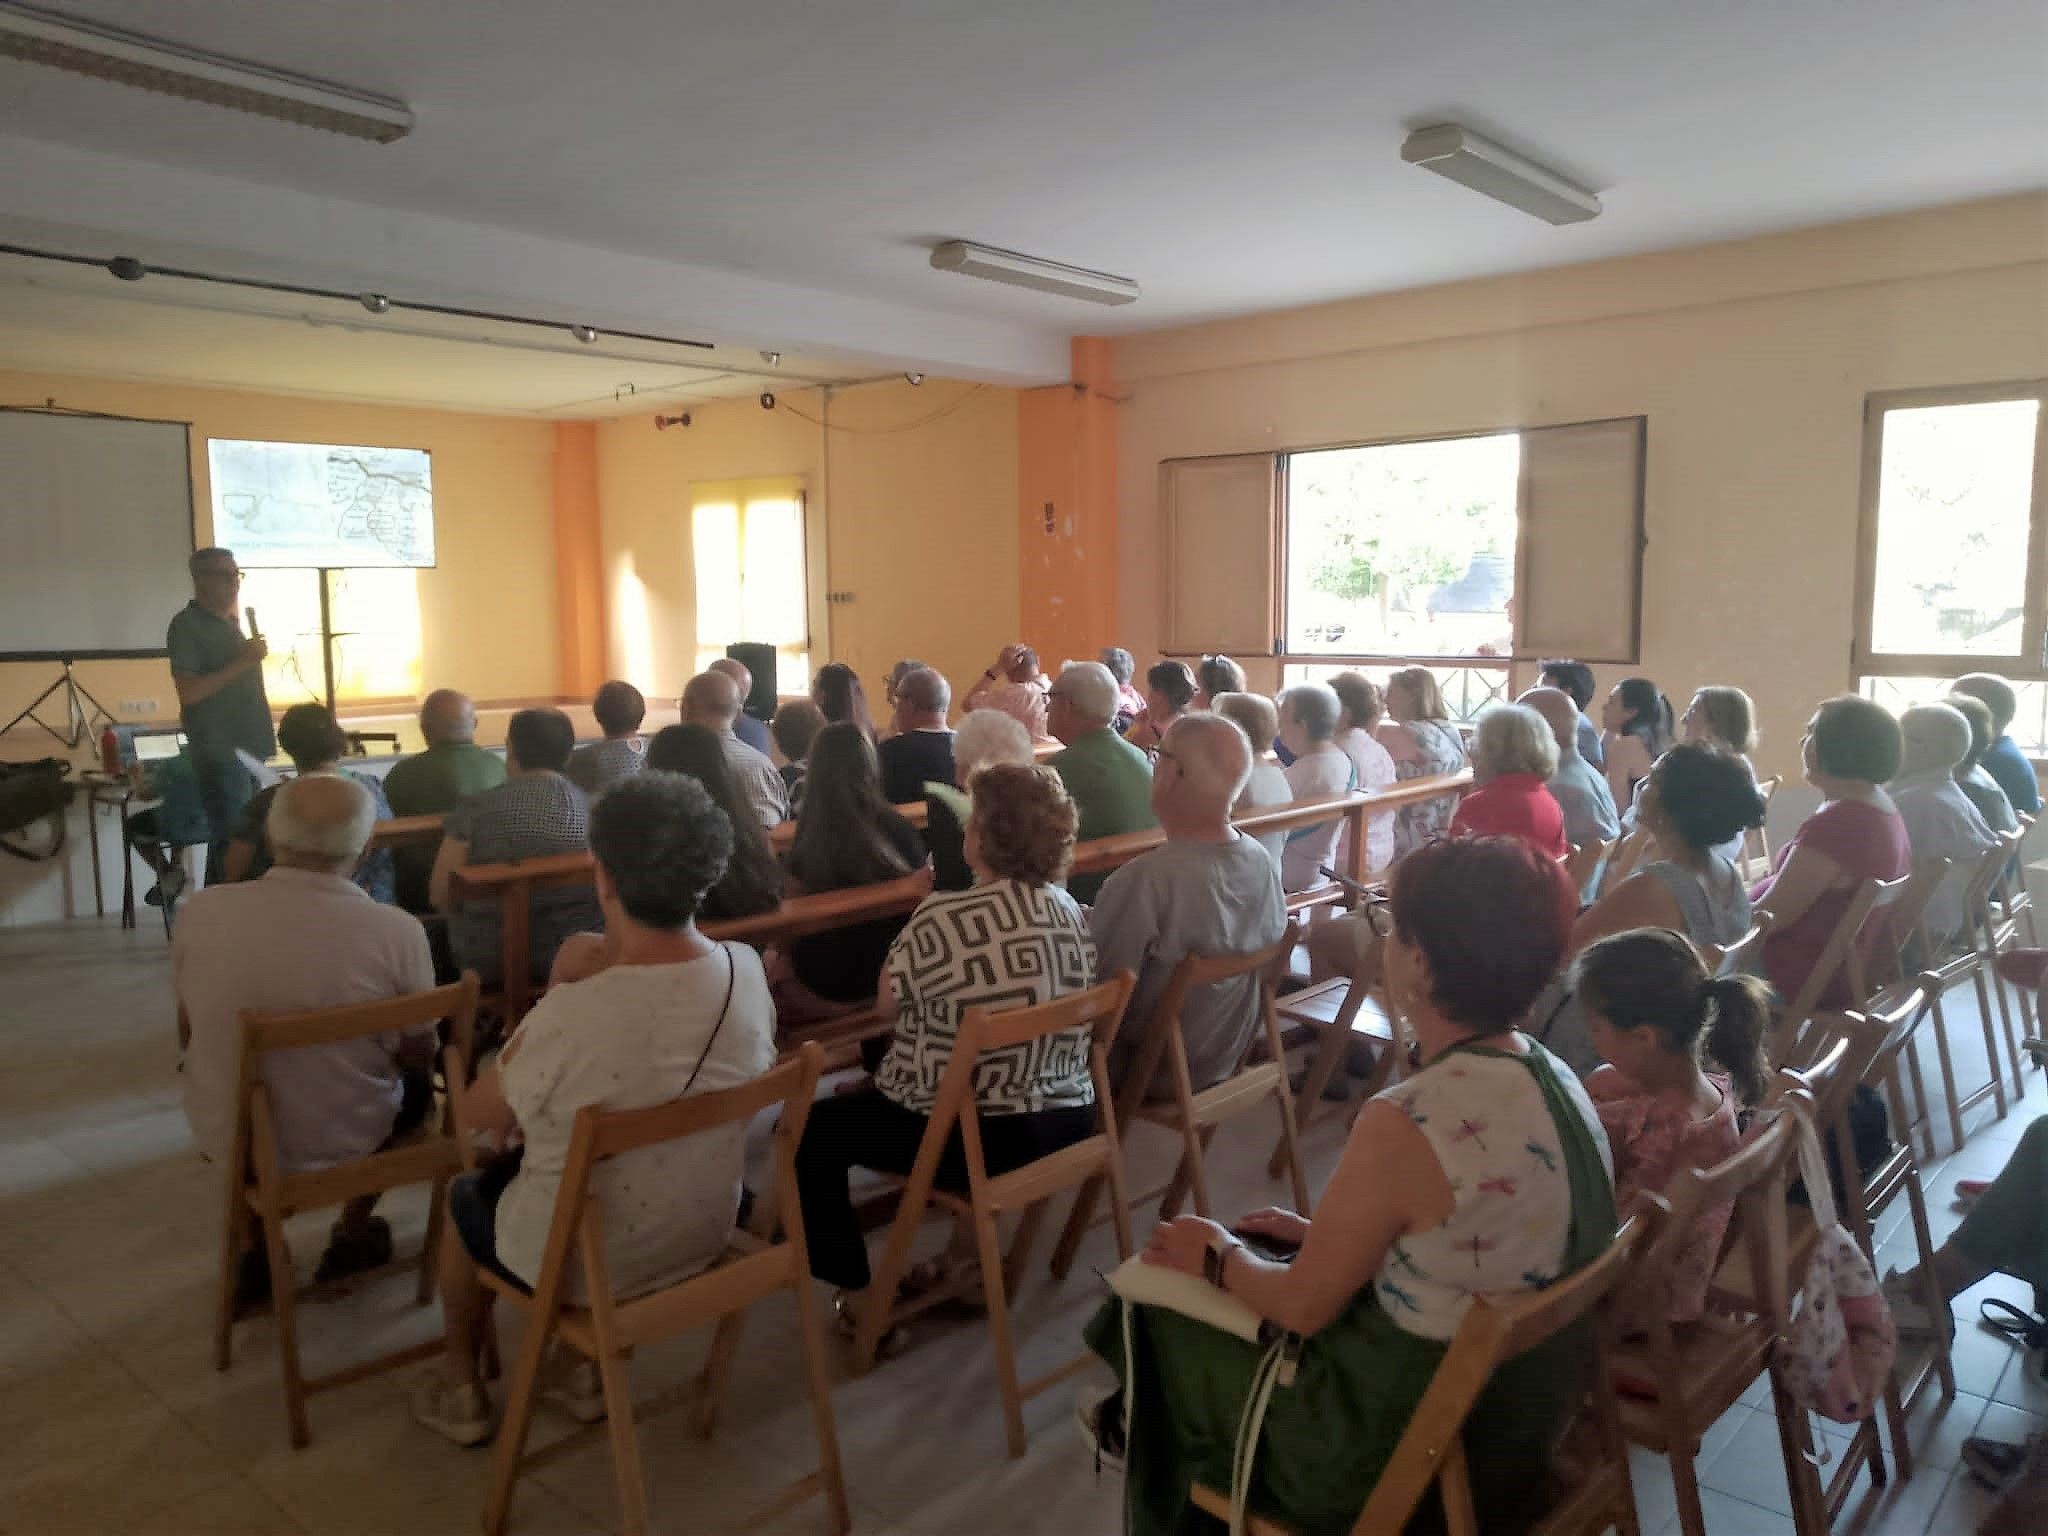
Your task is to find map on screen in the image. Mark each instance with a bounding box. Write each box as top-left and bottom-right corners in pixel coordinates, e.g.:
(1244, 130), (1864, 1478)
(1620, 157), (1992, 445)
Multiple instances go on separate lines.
(207, 439), (435, 568)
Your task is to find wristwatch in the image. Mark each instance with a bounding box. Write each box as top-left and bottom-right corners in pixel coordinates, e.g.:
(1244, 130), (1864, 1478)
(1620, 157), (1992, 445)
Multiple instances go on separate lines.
(1202, 1231), (1243, 1289)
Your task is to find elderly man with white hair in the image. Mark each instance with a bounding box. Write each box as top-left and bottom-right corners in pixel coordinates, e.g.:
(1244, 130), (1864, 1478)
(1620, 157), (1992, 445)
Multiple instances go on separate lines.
(876, 665), (956, 804)
(706, 655), (775, 756)
(1276, 681), (1356, 893)
(683, 669), (787, 827)
(1048, 660), (1157, 903)
(1518, 686), (1620, 853)
(174, 773), (439, 1308)
(1091, 713), (1286, 1094)
(1892, 701), (1998, 943)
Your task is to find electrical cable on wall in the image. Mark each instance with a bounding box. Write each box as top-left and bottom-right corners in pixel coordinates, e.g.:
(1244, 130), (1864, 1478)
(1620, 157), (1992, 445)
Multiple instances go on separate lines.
(767, 382), (988, 435)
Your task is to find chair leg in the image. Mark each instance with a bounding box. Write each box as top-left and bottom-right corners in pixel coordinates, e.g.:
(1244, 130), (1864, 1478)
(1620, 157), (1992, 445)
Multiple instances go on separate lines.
(1001, 1201), (1048, 1304)
(416, 1172), (448, 1306)
(596, 1346), (649, 1536)
(1272, 1079), (1311, 1213)
(480, 1303), (555, 1536)
(1904, 1039), (1940, 1166)
(1993, 959), (2026, 1089)
(1903, 1174), (1958, 1403)
(1668, 1442), (1709, 1536)
(690, 1311), (747, 1439)
(791, 1277), (854, 1535)
(1926, 990), (1968, 1153)
(1766, 1370), (1830, 1536)
(1971, 963), (2010, 1120)
(854, 1194), (926, 1375)
(1268, 1022), (1343, 1179)
(213, 1184), (250, 1372)
(256, 1204), (310, 1449)
(973, 1204), (1028, 1460)
(1049, 1171), (1105, 1282)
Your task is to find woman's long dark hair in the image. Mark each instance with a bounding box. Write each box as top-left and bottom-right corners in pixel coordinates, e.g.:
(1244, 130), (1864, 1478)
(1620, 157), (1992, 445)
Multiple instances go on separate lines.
(646, 725), (783, 918)
(1615, 677), (1675, 755)
(788, 722), (911, 890)
(812, 663), (875, 740)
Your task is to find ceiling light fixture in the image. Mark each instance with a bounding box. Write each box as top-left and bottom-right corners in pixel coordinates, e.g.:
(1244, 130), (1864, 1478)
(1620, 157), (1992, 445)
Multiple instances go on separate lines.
(929, 241), (1139, 307)
(358, 292), (390, 314)
(569, 324), (598, 344)
(759, 350), (781, 366)
(0, 1), (414, 143)
(1400, 124), (1600, 225)
(105, 255), (145, 282)
(904, 372), (924, 386)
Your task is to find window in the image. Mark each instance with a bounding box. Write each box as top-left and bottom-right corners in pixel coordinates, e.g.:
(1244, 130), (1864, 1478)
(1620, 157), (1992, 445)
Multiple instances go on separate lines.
(241, 566), (423, 706)
(692, 478), (810, 684)
(1856, 384), (2048, 678)
(1159, 417), (1644, 669)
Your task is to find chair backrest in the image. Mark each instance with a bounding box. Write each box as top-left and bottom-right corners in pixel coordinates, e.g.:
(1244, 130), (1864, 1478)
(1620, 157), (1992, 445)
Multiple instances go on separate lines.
(1124, 919), (1303, 1101)
(1976, 827), (2027, 931)
(1852, 858), (1949, 1000)
(1351, 1213), (1657, 1536)
(1766, 875), (1887, 1059)
(1708, 913), (1772, 975)
(1746, 775), (1783, 872)
(1767, 1031), (1855, 1121)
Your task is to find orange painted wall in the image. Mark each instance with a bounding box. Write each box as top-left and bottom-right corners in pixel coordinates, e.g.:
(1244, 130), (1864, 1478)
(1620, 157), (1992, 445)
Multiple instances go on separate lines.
(1017, 337), (1120, 667)
(0, 369), (561, 743)
(551, 421), (606, 698)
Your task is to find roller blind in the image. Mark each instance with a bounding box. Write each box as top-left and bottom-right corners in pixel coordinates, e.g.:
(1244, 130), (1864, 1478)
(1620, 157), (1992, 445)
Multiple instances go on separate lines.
(1161, 453), (1280, 655)
(1514, 417), (1646, 663)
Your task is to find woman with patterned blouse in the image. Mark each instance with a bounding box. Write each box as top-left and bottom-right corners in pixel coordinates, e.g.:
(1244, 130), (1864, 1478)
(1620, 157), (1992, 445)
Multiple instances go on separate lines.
(793, 762), (1101, 1331)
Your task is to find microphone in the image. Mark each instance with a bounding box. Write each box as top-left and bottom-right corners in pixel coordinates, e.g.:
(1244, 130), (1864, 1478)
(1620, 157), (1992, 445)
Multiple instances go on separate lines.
(245, 606), (262, 640)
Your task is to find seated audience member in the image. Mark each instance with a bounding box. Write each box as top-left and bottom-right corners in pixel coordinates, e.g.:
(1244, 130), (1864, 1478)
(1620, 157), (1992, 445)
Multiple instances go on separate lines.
(1377, 665), (1469, 858)
(926, 709), (1036, 891)
(1212, 692), (1292, 869)
(1518, 687), (1621, 854)
(1078, 837), (1613, 1532)
(1126, 659), (1196, 752)
(1576, 928), (1771, 1322)
(1276, 682), (1356, 893)
(1891, 701), (1998, 944)
(1601, 676), (1675, 811)
(965, 644), (1053, 741)
(793, 764), (1097, 1318)
(546, 730), (787, 989)
(682, 670), (787, 827)
(775, 722), (928, 1020)
(1101, 646), (1146, 730)
(224, 702), (396, 904)
(1751, 695), (1910, 1008)
(1046, 661), (1157, 903)
(1680, 685), (1759, 766)
(1091, 714), (1286, 1094)
(1947, 691), (2020, 834)
(411, 772), (776, 1444)
(1328, 672), (1399, 873)
(1192, 653), (1246, 710)
(876, 666), (956, 804)
(771, 698), (826, 816)
(565, 679), (648, 797)
(1535, 744), (1764, 1074)
(382, 689), (507, 911)
(1539, 659), (1604, 771)
(1450, 703), (1568, 861)
(177, 775), (437, 1304)
(125, 747), (210, 909)
(707, 655), (775, 757)
(813, 661), (878, 740)
(879, 658), (928, 740)
(431, 707), (601, 986)
(1951, 672), (2042, 815)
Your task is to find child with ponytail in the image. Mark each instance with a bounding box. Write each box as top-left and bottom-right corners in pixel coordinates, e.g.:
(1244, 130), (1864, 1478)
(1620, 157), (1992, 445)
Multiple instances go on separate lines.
(1572, 927), (1774, 1322)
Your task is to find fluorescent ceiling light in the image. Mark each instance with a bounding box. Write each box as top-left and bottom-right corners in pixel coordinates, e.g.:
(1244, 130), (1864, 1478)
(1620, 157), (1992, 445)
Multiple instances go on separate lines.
(0, 1), (412, 143)
(930, 241), (1140, 306)
(1401, 125), (1600, 225)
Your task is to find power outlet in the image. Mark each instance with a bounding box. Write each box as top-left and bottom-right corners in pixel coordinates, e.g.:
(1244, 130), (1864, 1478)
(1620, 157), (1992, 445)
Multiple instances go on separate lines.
(119, 698), (160, 717)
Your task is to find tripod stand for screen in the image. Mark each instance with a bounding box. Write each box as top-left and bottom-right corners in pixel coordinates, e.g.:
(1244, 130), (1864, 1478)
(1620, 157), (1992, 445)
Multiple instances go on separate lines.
(0, 659), (119, 749)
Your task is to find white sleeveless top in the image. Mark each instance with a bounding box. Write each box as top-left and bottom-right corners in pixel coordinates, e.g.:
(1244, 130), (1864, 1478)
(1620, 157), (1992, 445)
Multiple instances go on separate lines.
(1371, 1040), (1612, 1341)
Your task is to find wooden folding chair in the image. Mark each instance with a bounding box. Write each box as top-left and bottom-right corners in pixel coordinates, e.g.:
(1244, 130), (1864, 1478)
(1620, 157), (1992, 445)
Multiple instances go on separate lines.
(213, 973), (480, 1449)
(1187, 1213), (1657, 1536)
(848, 973), (1138, 1459)
(461, 1043), (849, 1536)
(1762, 875), (1891, 1064)
(1744, 774), (1783, 882)
(1921, 839), (2019, 1149)
(1982, 826), (2036, 1084)
(1051, 923), (1309, 1281)
(1616, 1100), (1819, 1536)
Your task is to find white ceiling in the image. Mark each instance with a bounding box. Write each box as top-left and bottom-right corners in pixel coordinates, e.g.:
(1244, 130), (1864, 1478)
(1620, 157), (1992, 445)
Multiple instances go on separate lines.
(1, 0), (2044, 405)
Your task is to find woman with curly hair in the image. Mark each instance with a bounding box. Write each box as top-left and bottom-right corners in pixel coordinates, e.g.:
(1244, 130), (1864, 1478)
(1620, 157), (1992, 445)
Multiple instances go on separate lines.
(794, 762), (1100, 1325)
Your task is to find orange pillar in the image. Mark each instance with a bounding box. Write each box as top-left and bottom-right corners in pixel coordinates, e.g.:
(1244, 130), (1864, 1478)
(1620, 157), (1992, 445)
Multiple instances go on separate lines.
(551, 421), (607, 698)
(1018, 336), (1120, 664)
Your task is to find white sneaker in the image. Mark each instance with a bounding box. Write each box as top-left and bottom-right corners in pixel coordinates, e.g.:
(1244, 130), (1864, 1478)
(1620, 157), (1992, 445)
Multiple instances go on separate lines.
(540, 1354), (607, 1425)
(411, 1373), (494, 1447)
(1882, 1268), (1953, 1345)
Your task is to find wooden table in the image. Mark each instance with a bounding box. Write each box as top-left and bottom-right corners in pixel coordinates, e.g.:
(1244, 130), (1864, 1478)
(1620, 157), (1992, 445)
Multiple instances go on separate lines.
(72, 771), (137, 926)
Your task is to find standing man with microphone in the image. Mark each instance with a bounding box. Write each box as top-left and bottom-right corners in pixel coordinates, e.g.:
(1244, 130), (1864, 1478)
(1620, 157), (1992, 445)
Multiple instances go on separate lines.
(166, 547), (275, 883)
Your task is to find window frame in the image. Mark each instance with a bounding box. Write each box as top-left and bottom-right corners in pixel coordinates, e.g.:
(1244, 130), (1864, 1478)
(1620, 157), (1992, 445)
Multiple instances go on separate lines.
(1853, 379), (2048, 680)
(690, 476), (813, 682)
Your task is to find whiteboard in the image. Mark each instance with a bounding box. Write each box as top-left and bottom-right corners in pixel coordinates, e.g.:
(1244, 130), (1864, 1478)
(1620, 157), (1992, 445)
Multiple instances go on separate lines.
(0, 411), (195, 660)
(208, 439), (435, 568)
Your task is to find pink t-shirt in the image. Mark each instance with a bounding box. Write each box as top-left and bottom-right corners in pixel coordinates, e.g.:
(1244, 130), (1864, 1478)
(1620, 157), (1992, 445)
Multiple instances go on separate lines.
(1751, 798), (1910, 1008)
(1450, 773), (1569, 861)
(1591, 1069), (1741, 1321)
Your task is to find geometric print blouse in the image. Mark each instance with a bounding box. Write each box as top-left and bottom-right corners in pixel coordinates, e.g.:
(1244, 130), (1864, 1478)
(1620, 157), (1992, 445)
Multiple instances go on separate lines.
(874, 879), (1098, 1117)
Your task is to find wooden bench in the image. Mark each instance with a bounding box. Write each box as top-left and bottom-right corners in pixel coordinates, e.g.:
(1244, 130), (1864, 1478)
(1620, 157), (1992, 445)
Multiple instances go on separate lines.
(372, 798), (931, 856)
(447, 771), (1473, 1027)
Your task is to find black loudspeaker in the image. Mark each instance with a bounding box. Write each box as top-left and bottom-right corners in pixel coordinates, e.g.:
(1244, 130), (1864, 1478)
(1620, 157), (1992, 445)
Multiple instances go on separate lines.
(724, 642), (779, 720)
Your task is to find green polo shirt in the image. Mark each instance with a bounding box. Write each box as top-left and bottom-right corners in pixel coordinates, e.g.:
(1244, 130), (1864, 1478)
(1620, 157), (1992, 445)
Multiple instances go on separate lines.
(1048, 728), (1157, 904)
(382, 742), (508, 817)
(166, 601), (275, 757)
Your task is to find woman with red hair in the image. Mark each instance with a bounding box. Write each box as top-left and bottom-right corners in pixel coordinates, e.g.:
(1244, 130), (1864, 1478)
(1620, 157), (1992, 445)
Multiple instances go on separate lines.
(1079, 837), (1617, 1534)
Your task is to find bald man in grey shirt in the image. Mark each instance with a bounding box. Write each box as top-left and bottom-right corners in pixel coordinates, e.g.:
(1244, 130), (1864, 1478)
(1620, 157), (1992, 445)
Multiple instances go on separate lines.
(1090, 713), (1286, 1095)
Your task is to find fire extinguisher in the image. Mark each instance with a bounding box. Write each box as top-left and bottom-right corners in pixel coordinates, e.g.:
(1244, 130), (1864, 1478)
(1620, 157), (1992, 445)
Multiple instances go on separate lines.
(100, 725), (121, 775)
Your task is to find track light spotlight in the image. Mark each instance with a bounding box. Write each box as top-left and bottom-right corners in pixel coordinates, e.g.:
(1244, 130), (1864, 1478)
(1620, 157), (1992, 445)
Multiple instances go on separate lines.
(358, 292), (390, 314)
(760, 350), (781, 366)
(106, 256), (145, 282)
(654, 412), (693, 430)
(759, 392), (776, 410)
(904, 372), (925, 386)
(570, 324), (598, 344)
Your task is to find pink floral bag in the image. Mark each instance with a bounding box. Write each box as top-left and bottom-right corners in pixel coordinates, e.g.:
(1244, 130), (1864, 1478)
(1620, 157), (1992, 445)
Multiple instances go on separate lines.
(1776, 1100), (1896, 1422)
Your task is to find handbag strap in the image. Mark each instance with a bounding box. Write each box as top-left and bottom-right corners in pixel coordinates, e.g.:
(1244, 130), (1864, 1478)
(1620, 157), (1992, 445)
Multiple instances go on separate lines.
(679, 944), (738, 1097)
(1784, 1095), (1839, 1231)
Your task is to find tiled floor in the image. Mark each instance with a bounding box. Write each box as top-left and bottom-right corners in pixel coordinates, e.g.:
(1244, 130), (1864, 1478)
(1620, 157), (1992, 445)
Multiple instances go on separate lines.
(2, 917), (2045, 1534)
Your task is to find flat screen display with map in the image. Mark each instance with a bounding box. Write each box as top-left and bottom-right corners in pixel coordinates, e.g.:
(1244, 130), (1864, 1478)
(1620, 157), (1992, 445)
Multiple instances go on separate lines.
(207, 439), (435, 568)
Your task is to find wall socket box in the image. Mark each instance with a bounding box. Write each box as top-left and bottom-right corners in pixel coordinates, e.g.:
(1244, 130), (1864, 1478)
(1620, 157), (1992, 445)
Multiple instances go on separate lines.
(118, 699), (160, 717)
